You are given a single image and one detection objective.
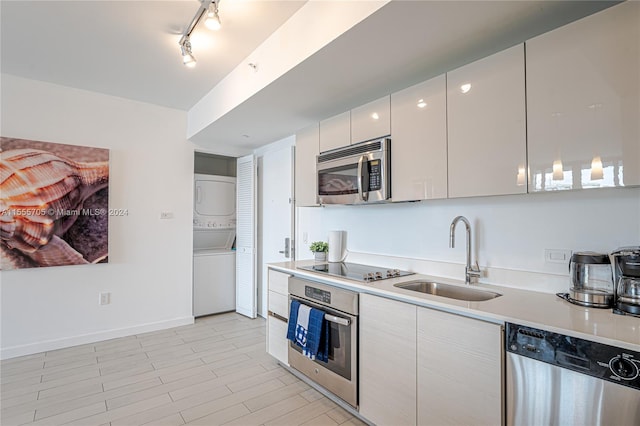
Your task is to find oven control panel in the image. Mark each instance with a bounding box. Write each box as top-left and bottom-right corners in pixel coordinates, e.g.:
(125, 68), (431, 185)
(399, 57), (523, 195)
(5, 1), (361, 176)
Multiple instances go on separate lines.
(305, 286), (331, 304)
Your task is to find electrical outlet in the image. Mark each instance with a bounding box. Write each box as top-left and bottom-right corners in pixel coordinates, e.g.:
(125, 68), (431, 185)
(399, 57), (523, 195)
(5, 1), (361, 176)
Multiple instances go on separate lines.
(160, 211), (174, 219)
(99, 292), (111, 305)
(545, 249), (572, 264)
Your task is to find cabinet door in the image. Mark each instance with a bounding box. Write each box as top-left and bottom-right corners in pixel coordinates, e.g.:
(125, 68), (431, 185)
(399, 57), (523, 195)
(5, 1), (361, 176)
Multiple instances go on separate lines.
(391, 75), (447, 201)
(319, 111), (350, 153)
(527, 2), (640, 191)
(417, 307), (503, 425)
(447, 44), (527, 198)
(295, 124), (319, 207)
(359, 294), (416, 425)
(350, 95), (391, 144)
(267, 316), (288, 365)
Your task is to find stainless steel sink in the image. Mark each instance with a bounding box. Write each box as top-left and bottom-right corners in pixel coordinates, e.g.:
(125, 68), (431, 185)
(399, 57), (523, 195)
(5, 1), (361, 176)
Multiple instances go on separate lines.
(394, 281), (502, 302)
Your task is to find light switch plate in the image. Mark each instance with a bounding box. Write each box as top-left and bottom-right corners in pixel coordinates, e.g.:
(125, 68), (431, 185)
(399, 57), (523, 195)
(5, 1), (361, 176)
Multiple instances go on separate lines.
(99, 292), (111, 305)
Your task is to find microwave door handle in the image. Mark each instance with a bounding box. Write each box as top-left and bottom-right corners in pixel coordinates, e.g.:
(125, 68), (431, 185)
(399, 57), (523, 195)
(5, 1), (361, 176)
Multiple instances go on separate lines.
(357, 155), (364, 201)
(358, 155), (369, 202)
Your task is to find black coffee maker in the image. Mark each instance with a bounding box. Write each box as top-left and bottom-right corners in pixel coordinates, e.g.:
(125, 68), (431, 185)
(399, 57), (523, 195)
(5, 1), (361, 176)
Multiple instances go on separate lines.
(612, 246), (640, 317)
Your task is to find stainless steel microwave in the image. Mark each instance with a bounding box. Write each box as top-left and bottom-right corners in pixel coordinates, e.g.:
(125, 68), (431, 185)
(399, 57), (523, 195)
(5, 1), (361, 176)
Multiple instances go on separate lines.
(317, 138), (390, 205)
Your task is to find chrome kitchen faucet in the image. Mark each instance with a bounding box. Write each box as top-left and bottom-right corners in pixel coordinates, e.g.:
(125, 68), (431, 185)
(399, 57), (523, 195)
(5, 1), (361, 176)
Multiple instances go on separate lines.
(449, 216), (481, 285)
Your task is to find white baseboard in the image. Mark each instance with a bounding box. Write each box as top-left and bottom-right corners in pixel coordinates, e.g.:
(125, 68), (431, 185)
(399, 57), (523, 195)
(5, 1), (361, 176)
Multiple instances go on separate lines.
(0, 316), (195, 360)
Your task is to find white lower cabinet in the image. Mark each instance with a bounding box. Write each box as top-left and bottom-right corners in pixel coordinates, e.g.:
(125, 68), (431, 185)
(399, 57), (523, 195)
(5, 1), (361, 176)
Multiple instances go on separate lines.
(417, 307), (503, 425)
(267, 269), (291, 365)
(267, 315), (289, 365)
(359, 294), (503, 426)
(359, 294), (417, 425)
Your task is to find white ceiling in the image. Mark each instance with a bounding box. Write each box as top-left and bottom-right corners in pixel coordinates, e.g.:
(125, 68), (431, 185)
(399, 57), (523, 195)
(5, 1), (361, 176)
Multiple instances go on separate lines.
(1, 1), (617, 152)
(0, 0), (306, 110)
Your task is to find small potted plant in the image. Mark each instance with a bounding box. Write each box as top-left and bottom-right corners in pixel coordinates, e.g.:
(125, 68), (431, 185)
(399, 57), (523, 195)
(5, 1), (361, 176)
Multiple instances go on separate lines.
(309, 241), (329, 262)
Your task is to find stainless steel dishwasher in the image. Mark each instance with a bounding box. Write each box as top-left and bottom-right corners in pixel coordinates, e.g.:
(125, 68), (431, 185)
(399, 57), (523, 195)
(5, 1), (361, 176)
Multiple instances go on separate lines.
(506, 322), (640, 425)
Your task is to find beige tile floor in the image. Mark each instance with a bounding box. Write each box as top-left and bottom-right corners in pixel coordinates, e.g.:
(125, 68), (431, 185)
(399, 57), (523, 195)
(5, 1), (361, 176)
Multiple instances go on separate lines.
(1, 313), (366, 426)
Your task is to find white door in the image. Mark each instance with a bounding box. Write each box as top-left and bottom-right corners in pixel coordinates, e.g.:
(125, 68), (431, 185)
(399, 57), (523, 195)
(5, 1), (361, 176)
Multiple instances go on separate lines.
(260, 143), (294, 318)
(236, 155), (257, 318)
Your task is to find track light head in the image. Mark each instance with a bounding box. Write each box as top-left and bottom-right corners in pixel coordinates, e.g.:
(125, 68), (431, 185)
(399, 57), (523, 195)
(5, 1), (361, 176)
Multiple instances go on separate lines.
(180, 38), (196, 68)
(205, 2), (221, 31)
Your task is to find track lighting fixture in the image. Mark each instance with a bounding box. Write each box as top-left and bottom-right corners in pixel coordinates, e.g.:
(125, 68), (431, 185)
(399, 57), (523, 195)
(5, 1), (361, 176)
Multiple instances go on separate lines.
(178, 0), (222, 68)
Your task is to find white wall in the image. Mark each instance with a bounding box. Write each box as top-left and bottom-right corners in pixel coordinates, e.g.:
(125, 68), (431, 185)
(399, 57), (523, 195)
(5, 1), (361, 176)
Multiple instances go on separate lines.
(1, 75), (194, 359)
(297, 187), (640, 290)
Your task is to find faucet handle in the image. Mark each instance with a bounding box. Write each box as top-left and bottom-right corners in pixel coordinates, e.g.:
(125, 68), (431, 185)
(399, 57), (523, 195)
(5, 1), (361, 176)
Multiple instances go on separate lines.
(469, 261), (482, 279)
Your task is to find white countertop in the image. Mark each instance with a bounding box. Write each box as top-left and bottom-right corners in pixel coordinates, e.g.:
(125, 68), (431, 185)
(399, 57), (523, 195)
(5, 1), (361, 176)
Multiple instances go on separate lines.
(269, 260), (640, 352)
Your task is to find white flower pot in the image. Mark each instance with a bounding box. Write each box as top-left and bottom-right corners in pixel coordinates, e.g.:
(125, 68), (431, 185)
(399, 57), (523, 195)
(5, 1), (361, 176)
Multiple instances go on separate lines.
(314, 252), (327, 262)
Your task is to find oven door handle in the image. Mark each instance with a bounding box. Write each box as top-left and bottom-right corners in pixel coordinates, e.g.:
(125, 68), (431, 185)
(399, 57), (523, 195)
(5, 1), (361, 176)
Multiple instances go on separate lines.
(324, 313), (351, 326)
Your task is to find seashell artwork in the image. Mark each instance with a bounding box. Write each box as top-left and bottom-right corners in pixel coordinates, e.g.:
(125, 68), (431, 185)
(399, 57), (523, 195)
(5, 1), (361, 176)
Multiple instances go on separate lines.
(1, 137), (110, 270)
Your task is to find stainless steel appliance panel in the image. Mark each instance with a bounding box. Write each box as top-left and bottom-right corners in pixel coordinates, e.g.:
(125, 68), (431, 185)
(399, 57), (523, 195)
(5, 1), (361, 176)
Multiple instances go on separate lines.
(506, 323), (640, 426)
(288, 277), (359, 407)
(507, 354), (640, 426)
(317, 138), (390, 205)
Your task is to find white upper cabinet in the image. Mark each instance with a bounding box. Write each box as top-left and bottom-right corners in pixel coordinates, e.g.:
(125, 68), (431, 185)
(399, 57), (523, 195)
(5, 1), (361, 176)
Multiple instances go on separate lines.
(295, 124), (319, 207)
(391, 75), (447, 201)
(350, 95), (391, 144)
(319, 111), (350, 153)
(447, 44), (527, 198)
(526, 2), (640, 191)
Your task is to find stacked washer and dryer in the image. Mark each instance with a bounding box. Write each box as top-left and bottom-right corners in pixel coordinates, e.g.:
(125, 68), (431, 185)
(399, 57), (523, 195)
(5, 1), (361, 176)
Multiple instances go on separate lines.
(193, 174), (236, 317)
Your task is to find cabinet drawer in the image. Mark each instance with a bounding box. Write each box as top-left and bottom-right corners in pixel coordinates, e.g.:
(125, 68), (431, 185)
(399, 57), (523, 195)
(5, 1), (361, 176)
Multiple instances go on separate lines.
(267, 316), (289, 365)
(268, 291), (289, 319)
(268, 269), (290, 295)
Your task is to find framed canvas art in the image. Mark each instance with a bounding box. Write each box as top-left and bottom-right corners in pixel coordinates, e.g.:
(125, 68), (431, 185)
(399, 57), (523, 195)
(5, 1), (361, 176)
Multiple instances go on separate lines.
(1, 137), (110, 270)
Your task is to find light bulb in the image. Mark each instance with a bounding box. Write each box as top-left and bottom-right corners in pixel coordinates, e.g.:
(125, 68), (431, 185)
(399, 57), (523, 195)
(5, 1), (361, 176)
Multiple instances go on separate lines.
(183, 54), (196, 67)
(205, 14), (221, 30)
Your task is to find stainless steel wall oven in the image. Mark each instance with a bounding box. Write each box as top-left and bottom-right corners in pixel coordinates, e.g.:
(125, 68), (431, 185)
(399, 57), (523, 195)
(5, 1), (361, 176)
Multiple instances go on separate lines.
(288, 277), (359, 408)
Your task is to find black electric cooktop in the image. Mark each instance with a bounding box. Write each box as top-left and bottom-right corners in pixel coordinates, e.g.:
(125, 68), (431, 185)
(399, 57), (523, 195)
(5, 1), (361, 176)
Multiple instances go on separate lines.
(298, 262), (414, 283)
